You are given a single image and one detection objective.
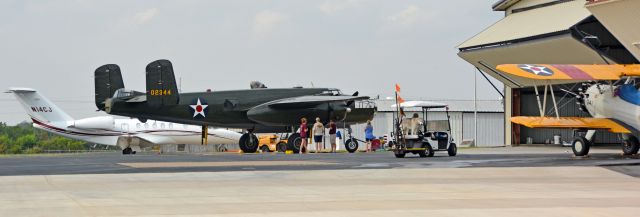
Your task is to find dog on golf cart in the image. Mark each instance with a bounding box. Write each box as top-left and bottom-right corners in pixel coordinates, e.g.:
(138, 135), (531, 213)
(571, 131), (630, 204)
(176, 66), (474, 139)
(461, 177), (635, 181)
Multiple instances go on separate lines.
(390, 101), (457, 158)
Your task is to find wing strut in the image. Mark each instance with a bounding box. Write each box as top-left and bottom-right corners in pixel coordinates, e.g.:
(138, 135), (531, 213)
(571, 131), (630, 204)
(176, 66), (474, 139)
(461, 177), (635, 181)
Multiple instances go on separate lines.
(533, 82), (561, 119)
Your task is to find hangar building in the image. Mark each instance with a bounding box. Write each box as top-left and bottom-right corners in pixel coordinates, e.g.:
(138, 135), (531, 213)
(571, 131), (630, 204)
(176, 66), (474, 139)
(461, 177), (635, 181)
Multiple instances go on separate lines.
(458, 0), (640, 145)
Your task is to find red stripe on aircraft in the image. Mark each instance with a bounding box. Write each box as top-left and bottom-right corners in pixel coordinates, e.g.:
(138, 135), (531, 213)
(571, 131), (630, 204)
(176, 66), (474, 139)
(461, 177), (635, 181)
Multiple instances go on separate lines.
(551, 64), (593, 80)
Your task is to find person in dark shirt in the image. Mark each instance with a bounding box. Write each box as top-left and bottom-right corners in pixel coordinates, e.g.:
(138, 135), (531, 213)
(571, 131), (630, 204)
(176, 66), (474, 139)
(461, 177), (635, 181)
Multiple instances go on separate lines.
(299, 118), (308, 154)
(328, 119), (337, 153)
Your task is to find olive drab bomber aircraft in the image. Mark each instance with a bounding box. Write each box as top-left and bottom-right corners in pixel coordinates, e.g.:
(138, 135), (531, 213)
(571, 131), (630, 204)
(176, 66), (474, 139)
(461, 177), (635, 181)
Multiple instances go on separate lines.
(95, 59), (376, 153)
(496, 64), (640, 156)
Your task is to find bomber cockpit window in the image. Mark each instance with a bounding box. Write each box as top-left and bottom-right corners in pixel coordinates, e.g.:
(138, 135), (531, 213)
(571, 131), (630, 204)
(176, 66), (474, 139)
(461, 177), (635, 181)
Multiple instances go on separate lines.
(113, 88), (136, 98)
(318, 89), (343, 96)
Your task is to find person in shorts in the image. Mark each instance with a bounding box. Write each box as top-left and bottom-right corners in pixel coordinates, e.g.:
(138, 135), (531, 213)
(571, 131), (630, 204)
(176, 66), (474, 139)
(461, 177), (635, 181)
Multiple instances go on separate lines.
(364, 120), (374, 152)
(313, 117), (324, 153)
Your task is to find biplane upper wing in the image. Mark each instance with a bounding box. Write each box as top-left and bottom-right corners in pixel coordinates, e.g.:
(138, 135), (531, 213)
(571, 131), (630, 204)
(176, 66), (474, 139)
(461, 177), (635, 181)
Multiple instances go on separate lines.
(496, 64), (640, 83)
(511, 116), (631, 133)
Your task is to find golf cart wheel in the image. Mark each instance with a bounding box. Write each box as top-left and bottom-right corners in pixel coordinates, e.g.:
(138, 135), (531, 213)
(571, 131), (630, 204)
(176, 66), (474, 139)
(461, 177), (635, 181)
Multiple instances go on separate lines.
(345, 139), (358, 153)
(447, 143), (457, 156)
(622, 135), (640, 155)
(239, 133), (259, 153)
(572, 136), (591, 156)
(260, 145), (270, 153)
(276, 141), (288, 152)
(287, 133), (302, 153)
(419, 142), (433, 158)
(394, 152), (406, 158)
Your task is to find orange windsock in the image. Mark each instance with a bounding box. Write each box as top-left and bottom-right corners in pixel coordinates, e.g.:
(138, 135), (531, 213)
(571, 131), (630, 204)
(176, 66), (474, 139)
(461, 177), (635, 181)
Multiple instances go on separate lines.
(395, 84), (401, 92)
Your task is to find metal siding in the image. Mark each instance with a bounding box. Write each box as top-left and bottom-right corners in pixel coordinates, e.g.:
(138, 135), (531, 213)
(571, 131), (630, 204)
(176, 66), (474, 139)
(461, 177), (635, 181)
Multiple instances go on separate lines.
(462, 112), (505, 146)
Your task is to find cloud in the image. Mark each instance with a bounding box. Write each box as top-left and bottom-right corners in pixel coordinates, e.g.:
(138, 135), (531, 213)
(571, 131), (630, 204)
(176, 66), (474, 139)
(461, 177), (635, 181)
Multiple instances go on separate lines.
(319, 0), (366, 14)
(386, 5), (428, 27)
(132, 8), (158, 25)
(252, 10), (288, 35)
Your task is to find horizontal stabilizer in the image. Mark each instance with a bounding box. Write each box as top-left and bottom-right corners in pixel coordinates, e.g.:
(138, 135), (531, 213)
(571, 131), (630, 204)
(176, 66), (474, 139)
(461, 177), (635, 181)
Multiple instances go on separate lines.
(511, 116), (631, 133)
(268, 96), (369, 109)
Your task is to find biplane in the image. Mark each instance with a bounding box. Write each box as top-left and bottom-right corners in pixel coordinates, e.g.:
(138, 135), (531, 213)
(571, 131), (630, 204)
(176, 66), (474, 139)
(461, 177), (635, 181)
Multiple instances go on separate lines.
(497, 64), (640, 156)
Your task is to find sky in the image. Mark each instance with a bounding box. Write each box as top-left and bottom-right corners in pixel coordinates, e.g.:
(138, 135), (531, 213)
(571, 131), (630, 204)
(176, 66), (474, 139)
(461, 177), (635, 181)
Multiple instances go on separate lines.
(0, 0), (503, 125)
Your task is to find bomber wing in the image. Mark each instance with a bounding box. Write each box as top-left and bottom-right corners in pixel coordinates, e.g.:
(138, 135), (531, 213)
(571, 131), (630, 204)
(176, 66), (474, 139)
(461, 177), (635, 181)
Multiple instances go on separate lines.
(268, 95), (370, 108)
(511, 116), (631, 133)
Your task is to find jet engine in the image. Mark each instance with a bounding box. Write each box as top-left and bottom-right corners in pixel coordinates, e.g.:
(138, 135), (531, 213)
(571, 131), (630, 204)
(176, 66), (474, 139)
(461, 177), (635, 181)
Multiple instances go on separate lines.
(69, 116), (115, 130)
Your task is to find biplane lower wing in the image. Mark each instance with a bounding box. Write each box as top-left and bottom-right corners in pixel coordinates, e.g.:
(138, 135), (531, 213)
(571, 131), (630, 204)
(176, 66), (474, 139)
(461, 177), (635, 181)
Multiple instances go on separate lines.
(511, 116), (631, 134)
(497, 64), (640, 81)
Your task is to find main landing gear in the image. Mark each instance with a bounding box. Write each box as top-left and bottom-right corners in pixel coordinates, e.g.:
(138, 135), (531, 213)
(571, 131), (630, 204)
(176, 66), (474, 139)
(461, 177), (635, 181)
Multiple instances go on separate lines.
(571, 130), (640, 156)
(622, 135), (640, 156)
(239, 130), (259, 153)
(122, 147), (136, 155)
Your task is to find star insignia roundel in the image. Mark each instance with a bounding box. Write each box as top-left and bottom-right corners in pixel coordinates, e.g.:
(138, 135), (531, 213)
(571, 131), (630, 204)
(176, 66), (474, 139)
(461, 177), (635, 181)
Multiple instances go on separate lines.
(518, 64), (554, 76)
(189, 98), (208, 118)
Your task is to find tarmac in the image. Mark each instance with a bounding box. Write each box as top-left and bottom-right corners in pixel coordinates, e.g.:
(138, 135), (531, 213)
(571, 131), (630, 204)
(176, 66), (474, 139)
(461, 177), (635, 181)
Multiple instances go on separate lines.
(1, 146), (639, 216)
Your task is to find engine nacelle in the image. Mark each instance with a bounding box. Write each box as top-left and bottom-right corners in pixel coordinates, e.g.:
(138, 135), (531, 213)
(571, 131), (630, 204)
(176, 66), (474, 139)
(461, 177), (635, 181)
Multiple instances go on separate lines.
(69, 116), (115, 130)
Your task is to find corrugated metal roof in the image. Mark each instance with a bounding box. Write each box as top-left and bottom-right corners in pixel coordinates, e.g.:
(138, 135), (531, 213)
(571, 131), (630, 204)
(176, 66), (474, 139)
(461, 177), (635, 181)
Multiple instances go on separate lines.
(374, 99), (504, 112)
(458, 0), (591, 49)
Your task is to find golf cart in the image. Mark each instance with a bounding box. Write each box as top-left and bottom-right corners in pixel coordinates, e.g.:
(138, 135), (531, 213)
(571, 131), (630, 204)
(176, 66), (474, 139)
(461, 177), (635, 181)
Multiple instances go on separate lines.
(390, 101), (457, 158)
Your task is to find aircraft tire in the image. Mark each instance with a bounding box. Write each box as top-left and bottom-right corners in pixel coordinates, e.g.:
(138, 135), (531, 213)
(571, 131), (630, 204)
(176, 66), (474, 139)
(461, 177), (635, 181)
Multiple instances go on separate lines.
(447, 143), (457, 157)
(287, 133), (302, 153)
(622, 135), (640, 155)
(572, 136), (591, 156)
(276, 141), (287, 152)
(394, 152), (406, 158)
(122, 147), (132, 155)
(239, 133), (259, 153)
(345, 139), (358, 153)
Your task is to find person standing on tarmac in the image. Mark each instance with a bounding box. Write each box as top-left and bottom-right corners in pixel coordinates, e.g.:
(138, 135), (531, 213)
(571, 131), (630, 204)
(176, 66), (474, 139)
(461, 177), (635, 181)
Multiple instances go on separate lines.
(328, 119), (337, 153)
(313, 117), (324, 153)
(365, 120), (375, 152)
(299, 118), (308, 155)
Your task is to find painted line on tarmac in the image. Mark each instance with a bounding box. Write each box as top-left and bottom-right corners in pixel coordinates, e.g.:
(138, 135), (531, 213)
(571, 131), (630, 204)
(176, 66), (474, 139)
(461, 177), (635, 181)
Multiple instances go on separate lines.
(119, 161), (337, 168)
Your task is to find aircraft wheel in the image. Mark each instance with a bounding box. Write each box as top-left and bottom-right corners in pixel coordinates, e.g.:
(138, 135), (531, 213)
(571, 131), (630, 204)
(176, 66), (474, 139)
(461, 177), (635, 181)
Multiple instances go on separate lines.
(394, 151), (406, 158)
(345, 139), (358, 153)
(122, 147), (132, 155)
(572, 136), (591, 156)
(419, 142), (433, 158)
(276, 141), (287, 152)
(260, 145), (270, 153)
(287, 133), (302, 153)
(239, 133), (259, 153)
(447, 143), (457, 157)
(622, 135), (640, 155)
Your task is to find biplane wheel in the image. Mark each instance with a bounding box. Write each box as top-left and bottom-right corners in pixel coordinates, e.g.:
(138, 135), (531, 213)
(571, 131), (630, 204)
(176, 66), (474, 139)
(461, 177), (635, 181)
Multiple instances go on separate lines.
(239, 133), (259, 153)
(572, 136), (591, 157)
(345, 139), (358, 153)
(622, 135), (640, 155)
(447, 143), (457, 157)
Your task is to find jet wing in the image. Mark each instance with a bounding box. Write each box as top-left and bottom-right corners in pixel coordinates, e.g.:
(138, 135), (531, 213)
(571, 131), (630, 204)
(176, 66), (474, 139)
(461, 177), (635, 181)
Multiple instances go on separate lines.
(268, 96), (370, 109)
(496, 64), (640, 86)
(511, 116), (631, 133)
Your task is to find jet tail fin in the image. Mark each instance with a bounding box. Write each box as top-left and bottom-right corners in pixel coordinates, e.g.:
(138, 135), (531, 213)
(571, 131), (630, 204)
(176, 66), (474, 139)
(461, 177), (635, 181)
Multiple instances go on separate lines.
(7, 88), (74, 123)
(95, 64), (125, 111)
(146, 59), (179, 106)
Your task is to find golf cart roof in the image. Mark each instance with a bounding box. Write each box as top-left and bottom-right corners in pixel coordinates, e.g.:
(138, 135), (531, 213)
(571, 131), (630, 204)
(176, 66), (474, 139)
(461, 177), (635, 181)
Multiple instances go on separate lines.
(391, 100), (448, 109)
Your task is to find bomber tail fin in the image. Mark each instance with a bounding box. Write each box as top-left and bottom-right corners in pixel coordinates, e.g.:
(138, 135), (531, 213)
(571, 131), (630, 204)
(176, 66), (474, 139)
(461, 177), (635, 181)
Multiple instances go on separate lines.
(95, 64), (125, 111)
(7, 88), (74, 123)
(146, 59), (179, 106)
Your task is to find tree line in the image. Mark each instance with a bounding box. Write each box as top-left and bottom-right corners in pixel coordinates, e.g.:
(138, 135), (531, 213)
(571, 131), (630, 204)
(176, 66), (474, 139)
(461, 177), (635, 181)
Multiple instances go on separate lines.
(0, 122), (116, 154)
